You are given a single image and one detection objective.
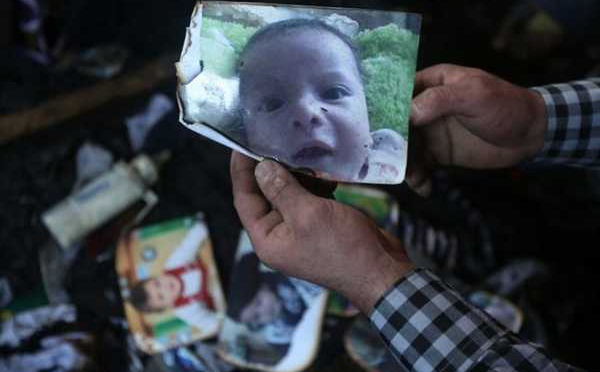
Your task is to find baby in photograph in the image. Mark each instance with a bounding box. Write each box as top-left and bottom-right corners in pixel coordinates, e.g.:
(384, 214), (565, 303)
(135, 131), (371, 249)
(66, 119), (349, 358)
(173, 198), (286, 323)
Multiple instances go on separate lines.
(221, 253), (315, 366)
(238, 19), (406, 182)
(128, 223), (220, 335)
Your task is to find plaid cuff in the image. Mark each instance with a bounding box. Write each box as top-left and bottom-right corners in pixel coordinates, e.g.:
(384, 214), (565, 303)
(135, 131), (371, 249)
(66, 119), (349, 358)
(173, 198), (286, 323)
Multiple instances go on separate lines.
(473, 334), (583, 372)
(531, 78), (600, 166)
(369, 269), (505, 372)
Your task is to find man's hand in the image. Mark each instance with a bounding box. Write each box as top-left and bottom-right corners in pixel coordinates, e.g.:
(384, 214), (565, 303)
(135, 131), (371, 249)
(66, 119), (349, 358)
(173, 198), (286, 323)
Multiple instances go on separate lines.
(408, 64), (547, 195)
(231, 152), (413, 313)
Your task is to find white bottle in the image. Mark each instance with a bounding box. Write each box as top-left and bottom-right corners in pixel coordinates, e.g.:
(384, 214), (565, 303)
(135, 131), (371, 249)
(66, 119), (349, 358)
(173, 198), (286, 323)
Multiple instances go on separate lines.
(42, 153), (164, 249)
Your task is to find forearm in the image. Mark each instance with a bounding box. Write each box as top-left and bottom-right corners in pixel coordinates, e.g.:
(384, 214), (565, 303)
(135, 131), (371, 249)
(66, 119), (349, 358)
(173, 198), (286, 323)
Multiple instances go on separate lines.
(369, 269), (584, 372)
(531, 78), (600, 166)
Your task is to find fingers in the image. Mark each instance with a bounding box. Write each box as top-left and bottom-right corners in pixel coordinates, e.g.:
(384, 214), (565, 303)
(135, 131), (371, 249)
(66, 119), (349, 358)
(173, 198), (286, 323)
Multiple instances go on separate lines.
(411, 85), (463, 126)
(413, 64), (451, 93)
(405, 130), (433, 197)
(231, 151), (259, 194)
(254, 160), (315, 221)
(411, 64), (481, 126)
(406, 165), (432, 197)
(231, 152), (289, 241)
(405, 158), (433, 197)
(231, 152), (289, 259)
(408, 177), (432, 197)
(251, 209), (285, 239)
(414, 64), (480, 91)
(406, 161), (428, 191)
(230, 151), (271, 228)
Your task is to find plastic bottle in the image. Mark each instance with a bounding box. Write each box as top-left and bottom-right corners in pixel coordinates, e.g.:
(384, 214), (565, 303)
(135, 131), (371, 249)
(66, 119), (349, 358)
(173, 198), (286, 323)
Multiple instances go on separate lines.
(42, 152), (168, 249)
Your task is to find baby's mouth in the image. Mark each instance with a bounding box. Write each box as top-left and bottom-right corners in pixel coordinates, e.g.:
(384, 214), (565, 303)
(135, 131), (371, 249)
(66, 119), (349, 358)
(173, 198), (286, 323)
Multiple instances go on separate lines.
(292, 142), (334, 163)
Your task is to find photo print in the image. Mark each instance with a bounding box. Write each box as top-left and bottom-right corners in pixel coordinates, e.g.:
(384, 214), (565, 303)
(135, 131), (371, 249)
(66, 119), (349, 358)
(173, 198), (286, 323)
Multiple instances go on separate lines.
(116, 214), (226, 354)
(177, 2), (421, 184)
(217, 231), (328, 372)
(345, 316), (404, 372)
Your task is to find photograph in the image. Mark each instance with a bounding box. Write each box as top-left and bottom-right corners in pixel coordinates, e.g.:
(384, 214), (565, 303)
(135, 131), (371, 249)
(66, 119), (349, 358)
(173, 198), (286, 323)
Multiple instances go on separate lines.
(345, 316), (404, 372)
(334, 185), (399, 233)
(116, 214), (226, 354)
(3, 0), (598, 370)
(177, 2), (421, 184)
(217, 231), (328, 372)
(467, 291), (523, 333)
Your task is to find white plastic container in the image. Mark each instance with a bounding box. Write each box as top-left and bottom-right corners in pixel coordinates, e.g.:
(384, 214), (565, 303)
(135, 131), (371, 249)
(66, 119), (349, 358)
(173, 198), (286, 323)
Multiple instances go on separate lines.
(42, 154), (162, 249)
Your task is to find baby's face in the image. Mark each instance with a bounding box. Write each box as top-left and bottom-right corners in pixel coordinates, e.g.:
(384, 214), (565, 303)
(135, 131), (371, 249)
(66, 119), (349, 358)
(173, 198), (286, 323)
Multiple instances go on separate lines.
(144, 274), (181, 311)
(240, 28), (371, 179)
(240, 284), (282, 330)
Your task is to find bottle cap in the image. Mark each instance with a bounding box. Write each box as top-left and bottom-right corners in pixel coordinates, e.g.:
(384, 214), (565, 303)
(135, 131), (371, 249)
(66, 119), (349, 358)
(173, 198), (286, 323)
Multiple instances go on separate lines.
(130, 154), (159, 185)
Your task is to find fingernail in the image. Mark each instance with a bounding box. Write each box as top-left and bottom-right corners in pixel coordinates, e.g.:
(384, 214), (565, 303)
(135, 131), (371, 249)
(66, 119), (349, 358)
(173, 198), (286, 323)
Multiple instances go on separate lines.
(255, 161), (276, 183)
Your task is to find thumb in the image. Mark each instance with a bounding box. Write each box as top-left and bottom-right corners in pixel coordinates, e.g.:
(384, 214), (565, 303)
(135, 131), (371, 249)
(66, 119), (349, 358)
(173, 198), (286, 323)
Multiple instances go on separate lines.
(255, 160), (314, 219)
(410, 85), (463, 126)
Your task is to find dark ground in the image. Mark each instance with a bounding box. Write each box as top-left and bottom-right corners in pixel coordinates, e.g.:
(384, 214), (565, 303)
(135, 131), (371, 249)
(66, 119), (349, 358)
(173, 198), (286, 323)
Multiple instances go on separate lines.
(1, 0), (600, 371)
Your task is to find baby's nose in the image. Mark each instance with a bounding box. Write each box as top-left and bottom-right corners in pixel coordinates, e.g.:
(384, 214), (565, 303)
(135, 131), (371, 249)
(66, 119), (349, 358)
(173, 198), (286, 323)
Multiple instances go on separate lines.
(291, 98), (324, 130)
(292, 116), (319, 129)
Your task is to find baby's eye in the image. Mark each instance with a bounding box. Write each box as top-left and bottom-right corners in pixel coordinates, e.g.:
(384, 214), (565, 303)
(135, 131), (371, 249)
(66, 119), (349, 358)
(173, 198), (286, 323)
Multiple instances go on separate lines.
(258, 97), (284, 113)
(322, 86), (351, 100)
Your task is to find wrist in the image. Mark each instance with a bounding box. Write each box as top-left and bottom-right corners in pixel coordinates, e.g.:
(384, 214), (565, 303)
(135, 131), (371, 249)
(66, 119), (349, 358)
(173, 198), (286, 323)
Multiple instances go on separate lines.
(352, 251), (414, 314)
(523, 89), (548, 160)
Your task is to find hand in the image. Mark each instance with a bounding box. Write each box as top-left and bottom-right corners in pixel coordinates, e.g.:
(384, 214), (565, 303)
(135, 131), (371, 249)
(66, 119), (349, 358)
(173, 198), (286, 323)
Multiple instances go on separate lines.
(408, 64), (547, 195)
(230, 152), (413, 313)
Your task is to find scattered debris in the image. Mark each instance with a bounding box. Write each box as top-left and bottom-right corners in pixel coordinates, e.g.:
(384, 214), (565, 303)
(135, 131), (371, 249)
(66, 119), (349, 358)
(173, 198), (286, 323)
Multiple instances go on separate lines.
(72, 142), (114, 191)
(77, 45), (130, 79)
(126, 94), (174, 152)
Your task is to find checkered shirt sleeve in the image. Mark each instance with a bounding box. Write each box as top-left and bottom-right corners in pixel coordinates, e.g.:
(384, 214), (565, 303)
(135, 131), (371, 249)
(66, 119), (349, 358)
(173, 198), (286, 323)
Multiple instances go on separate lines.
(531, 78), (600, 166)
(370, 269), (583, 372)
